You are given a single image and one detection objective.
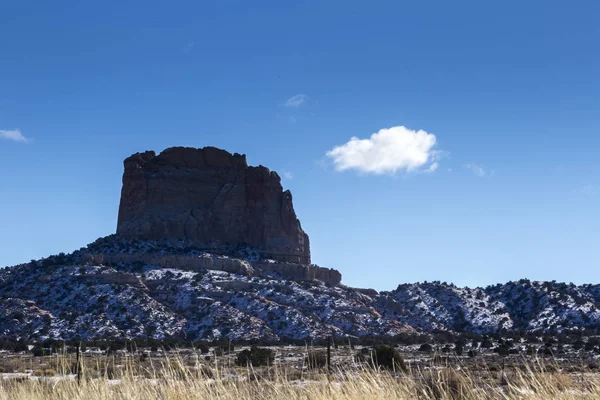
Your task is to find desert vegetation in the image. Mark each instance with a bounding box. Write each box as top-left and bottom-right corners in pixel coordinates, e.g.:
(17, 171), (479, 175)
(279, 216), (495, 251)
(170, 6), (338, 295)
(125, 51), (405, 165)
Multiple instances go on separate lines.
(2, 339), (600, 399)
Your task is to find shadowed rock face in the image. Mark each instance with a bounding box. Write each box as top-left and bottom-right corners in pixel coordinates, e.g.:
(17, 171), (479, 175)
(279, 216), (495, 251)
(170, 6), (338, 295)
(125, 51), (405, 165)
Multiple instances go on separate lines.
(116, 147), (311, 263)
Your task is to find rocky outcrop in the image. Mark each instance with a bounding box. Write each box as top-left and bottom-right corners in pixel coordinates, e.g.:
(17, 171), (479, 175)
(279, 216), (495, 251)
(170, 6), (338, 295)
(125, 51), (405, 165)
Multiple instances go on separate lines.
(99, 253), (255, 277)
(82, 272), (148, 291)
(116, 147), (310, 263)
(353, 288), (379, 297)
(254, 262), (342, 286)
(93, 252), (341, 285)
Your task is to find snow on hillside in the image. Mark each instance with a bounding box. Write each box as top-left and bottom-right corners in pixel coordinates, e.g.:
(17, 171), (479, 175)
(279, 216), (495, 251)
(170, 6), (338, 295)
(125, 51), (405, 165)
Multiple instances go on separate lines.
(2, 238), (600, 342)
(0, 239), (413, 341)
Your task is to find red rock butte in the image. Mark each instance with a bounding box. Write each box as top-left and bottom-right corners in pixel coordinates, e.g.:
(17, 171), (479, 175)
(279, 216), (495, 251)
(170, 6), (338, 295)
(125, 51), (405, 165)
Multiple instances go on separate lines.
(116, 146), (311, 263)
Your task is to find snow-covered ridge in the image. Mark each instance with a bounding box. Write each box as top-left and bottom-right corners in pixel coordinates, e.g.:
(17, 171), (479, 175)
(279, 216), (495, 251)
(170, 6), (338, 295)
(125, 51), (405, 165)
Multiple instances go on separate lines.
(2, 237), (600, 342)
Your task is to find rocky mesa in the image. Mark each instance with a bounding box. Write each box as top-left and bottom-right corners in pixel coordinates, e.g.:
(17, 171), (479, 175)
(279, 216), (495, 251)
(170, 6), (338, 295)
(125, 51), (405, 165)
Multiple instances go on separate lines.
(116, 146), (311, 264)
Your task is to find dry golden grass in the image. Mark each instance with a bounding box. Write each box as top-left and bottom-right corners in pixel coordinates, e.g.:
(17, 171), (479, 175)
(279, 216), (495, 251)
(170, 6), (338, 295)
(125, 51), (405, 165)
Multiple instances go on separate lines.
(1, 354), (599, 400)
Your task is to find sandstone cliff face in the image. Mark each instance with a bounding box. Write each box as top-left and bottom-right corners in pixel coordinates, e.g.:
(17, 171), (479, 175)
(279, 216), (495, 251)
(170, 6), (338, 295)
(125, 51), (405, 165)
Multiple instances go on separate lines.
(116, 147), (310, 263)
(81, 272), (148, 291)
(254, 262), (342, 286)
(89, 252), (341, 285)
(100, 252), (255, 277)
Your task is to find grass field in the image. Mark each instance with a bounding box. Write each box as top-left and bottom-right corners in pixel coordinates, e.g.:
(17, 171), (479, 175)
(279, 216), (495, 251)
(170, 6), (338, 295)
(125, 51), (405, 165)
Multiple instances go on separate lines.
(2, 347), (600, 399)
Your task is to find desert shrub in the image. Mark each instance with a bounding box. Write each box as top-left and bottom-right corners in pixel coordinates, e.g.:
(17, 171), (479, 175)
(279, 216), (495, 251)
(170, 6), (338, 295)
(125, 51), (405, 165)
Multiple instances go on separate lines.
(489, 364), (501, 372)
(420, 368), (472, 400)
(494, 343), (512, 356)
(31, 346), (44, 357)
(481, 337), (493, 348)
(537, 346), (554, 356)
(454, 340), (464, 355)
(235, 346), (274, 367)
(32, 369), (56, 377)
(212, 339), (234, 352)
(195, 341), (210, 354)
(305, 351), (327, 369)
(367, 345), (407, 372)
(418, 343), (433, 353)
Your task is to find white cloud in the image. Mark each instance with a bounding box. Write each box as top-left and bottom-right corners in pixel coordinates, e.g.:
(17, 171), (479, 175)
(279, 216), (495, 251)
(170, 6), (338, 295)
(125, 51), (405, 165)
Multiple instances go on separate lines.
(282, 171), (293, 180)
(463, 163), (486, 177)
(284, 94), (308, 108)
(325, 125), (439, 175)
(0, 129), (29, 143)
(426, 162), (439, 173)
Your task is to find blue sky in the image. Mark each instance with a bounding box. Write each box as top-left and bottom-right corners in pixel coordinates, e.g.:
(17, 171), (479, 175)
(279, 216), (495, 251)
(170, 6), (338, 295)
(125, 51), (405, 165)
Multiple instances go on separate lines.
(1, 1), (599, 290)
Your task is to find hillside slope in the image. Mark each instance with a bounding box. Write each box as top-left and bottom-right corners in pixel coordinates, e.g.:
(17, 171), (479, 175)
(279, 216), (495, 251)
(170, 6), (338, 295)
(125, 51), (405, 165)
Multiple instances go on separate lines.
(1, 237), (600, 342)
